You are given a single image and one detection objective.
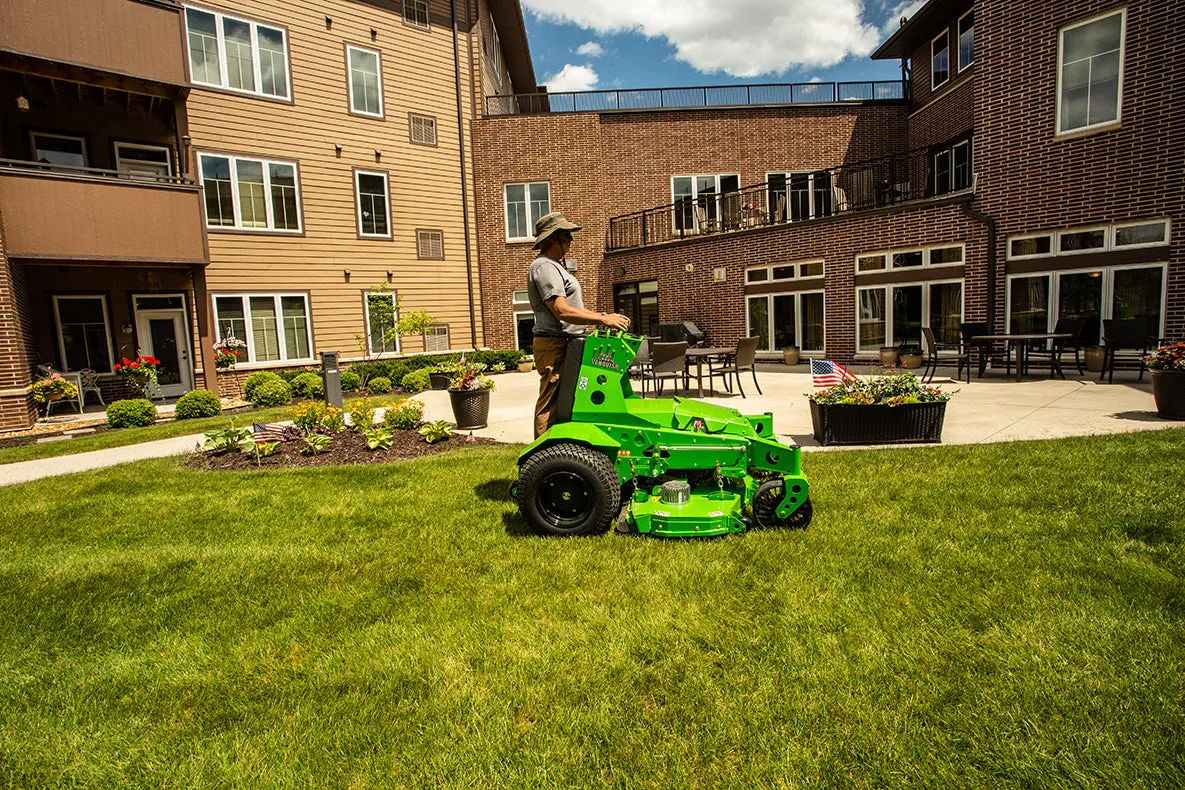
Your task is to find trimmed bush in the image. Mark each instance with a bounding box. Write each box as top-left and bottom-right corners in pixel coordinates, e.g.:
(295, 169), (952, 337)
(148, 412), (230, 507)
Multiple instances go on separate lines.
(384, 398), (424, 430)
(106, 398), (157, 428)
(400, 368), (431, 394)
(469, 350), (526, 369)
(277, 368), (311, 383)
(243, 371), (283, 402)
(368, 376), (392, 394)
(340, 370), (361, 392)
(291, 371), (325, 399)
(174, 389), (222, 420)
(249, 378), (292, 407)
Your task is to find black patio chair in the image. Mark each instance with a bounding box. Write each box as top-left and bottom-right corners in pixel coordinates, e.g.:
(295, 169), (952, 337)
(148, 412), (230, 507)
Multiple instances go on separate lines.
(959, 322), (991, 378)
(1100, 318), (1153, 384)
(709, 336), (762, 398)
(1026, 317), (1086, 378)
(645, 341), (688, 396)
(921, 327), (969, 383)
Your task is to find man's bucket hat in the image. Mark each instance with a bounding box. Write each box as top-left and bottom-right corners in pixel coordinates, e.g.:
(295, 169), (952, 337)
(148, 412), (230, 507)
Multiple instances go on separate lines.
(532, 211), (582, 250)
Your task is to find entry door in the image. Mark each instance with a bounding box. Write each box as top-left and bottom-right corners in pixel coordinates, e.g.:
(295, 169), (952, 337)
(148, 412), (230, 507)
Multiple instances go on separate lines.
(135, 306), (193, 397)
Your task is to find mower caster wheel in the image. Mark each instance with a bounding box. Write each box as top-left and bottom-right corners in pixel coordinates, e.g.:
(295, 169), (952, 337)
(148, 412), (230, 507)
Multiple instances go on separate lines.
(753, 478), (813, 530)
(517, 442), (621, 537)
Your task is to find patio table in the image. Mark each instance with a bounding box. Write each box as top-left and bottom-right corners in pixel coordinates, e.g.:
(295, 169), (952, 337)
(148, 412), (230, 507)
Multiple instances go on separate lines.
(684, 346), (731, 397)
(971, 333), (1071, 381)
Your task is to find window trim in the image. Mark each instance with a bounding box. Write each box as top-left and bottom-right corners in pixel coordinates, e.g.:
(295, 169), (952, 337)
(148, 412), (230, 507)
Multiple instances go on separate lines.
(931, 28), (950, 90)
(488, 19), (503, 88)
(671, 173), (742, 234)
(30, 131), (89, 167)
(855, 243), (964, 273)
(423, 324), (450, 353)
(513, 310), (535, 351)
(891, 248), (925, 270)
(212, 292), (315, 366)
(1055, 8), (1126, 137)
(746, 260), (825, 284)
(1005, 262), (1168, 340)
(52, 294), (115, 373)
(766, 170), (835, 221)
(1007, 234), (1055, 260)
(957, 9), (974, 72)
(183, 5), (292, 102)
(197, 150), (303, 234)
(113, 141), (173, 176)
(927, 243), (965, 268)
(402, 0), (430, 30)
(504, 180), (551, 242)
(854, 278), (965, 355)
(745, 289), (826, 355)
(363, 290), (400, 355)
(856, 252), (888, 273)
(1057, 225), (1110, 255)
(345, 43), (385, 119)
(1113, 219), (1171, 250)
(416, 228), (445, 260)
(408, 113), (438, 147)
(353, 168), (392, 240)
(1009, 220), (1170, 260)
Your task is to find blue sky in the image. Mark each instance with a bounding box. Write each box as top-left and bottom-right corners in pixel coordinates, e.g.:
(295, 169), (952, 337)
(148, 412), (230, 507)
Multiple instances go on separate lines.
(520, 0), (925, 92)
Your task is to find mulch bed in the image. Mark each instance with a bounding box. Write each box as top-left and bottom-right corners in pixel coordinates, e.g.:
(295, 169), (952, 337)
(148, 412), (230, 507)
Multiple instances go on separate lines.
(184, 428), (500, 471)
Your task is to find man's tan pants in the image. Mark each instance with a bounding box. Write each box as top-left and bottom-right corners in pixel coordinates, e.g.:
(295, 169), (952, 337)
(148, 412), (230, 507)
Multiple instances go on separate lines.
(532, 336), (569, 439)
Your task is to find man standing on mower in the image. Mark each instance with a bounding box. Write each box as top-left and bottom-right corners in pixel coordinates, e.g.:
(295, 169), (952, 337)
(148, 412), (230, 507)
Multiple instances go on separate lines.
(528, 211), (630, 438)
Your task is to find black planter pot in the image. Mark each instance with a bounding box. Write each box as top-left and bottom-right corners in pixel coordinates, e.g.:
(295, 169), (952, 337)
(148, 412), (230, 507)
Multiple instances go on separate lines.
(1151, 369), (1185, 420)
(449, 388), (491, 429)
(810, 400), (947, 446)
(429, 372), (451, 390)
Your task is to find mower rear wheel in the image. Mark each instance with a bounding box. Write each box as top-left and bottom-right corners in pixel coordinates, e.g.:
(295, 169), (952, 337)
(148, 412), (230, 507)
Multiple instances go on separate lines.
(752, 478), (813, 530)
(518, 442), (621, 537)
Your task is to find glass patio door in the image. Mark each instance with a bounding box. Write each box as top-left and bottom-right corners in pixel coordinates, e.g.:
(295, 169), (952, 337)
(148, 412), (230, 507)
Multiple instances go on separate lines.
(134, 296), (193, 397)
(613, 281), (660, 337)
(1058, 270), (1103, 345)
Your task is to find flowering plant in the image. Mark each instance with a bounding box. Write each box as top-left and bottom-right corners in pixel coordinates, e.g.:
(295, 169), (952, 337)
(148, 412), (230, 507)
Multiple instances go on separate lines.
(806, 372), (952, 406)
(114, 355), (161, 396)
(1142, 341), (1185, 371)
(448, 367), (496, 392)
(31, 373), (79, 404)
(213, 334), (247, 370)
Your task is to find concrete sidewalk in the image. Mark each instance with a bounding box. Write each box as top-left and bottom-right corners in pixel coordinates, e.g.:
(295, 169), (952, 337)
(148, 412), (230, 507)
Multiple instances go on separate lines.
(0, 366), (1174, 487)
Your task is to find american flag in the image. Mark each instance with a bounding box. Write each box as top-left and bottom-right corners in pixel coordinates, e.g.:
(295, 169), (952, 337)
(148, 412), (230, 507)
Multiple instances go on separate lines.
(252, 422), (289, 443)
(810, 359), (858, 388)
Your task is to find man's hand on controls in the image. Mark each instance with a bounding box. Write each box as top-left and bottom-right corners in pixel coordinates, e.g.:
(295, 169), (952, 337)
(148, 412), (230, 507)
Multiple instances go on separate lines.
(600, 312), (630, 331)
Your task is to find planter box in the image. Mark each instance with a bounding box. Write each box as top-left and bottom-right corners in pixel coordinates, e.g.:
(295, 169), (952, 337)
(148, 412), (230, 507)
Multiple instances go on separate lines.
(810, 400), (947, 446)
(1151, 369), (1185, 420)
(450, 388), (491, 429)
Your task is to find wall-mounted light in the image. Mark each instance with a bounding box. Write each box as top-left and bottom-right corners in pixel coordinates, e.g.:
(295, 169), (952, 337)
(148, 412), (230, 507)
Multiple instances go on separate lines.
(386, 270), (394, 282)
(334, 144), (342, 157)
(325, 15), (332, 29)
(181, 134), (191, 148)
(374, 150), (381, 163)
(343, 269), (352, 282)
(370, 28), (377, 40)
(120, 322), (134, 335)
(16, 96), (30, 112)
(613, 265), (626, 277)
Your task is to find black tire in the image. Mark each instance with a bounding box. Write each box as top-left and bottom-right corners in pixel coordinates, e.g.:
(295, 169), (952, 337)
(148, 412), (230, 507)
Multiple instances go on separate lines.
(752, 477), (813, 530)
(517, 442), (621, 537)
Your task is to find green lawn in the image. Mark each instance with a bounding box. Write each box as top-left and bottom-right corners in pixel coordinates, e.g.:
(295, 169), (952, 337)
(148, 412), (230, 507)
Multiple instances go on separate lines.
(1, 431), (1183, 788)
(0, 394), (408, 466)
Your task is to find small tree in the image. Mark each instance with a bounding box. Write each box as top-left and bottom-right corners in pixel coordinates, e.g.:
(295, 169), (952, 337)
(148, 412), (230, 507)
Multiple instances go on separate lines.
(354, 285), (436, 385)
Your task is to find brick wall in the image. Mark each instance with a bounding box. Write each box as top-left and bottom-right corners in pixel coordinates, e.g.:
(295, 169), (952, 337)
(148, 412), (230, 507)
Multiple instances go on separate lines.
(0, 210), (37, 431)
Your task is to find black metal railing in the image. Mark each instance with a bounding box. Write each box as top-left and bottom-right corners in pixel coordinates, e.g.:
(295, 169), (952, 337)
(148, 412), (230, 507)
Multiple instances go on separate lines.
(606, 148), (974, 250)
(486, 80), (908, 116)
(0, 157), (197, 187)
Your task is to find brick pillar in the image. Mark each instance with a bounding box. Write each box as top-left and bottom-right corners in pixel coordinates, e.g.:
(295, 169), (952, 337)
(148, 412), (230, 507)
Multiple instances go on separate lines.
(191, 265), (219, 396)
(0, 213), (36, 431)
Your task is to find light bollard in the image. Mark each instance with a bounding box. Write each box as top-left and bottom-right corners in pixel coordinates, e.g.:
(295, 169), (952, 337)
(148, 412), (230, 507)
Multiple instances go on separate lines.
(320, 351), (342, 410)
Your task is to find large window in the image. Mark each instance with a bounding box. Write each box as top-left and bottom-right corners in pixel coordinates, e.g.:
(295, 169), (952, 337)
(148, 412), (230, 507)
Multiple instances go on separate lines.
(958, 11), (974, 71)
(31, 132), (87, 168)
(856, 281), (963, 353)
(1057, 10), (1125, 135)
(514, 311), (535, 354)
(198, 153), (301, 232)
(53, 296), (114, 372)
(767, 172), (833, 222)
(613, 281), (660, 338)
(1008, 265), (1166, 346)
(184, 7), (290, 99)
(364, 292), (398, 354)
(931, 30), (950, 89)
(214, 294), (312, 363)
(354, 170), (391, 238)
(505, 182), (550, 241)
(933, 139), (972, 195)
(856, 243), (963, 273)
(672, 174), (740, 232)
(1008, 220), (1169, 260)
(748, 291), (825, 354)
(346, 45), (384, 118)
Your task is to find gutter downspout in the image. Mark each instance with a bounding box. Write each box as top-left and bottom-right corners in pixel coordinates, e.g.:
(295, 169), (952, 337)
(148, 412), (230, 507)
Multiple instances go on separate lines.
(961, 199), (998, 330)
(453, 0), (478, 348)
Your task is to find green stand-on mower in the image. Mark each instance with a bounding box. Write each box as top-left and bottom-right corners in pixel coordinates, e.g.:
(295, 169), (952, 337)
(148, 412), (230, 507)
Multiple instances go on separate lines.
(512, 329), (811, 537)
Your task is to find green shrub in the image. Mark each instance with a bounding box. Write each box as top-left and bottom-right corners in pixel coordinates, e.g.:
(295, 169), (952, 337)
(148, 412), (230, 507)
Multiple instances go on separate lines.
(346, 398), (377, 431)
(469, 350), (526, 369)
(243, 371), (283, 402)
(384, 398), (425, 430)
(277, 369), (308, 383)
(250, 378), (292, 407)
(106, 398), (157, 428)
(340, 370), (361, 391)
(174, 389), (222, 420)
(291, 371), (325, 399)
(401, 368), (431, 393)
(368, 376), (392, 394)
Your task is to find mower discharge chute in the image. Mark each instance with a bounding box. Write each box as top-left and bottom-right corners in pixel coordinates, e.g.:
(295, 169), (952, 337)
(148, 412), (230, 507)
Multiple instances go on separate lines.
(513, 329), (811, 537)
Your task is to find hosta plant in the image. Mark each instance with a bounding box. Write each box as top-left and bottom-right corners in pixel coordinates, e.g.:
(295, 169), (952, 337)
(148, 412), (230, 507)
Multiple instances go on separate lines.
(302, 434), (333, 456)
(419, 420), (453, 444)
(365, 426), (394, 450)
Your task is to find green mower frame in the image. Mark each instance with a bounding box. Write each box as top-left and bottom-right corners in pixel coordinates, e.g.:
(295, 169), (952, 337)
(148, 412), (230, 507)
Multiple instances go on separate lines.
(513, 330), (811, 537)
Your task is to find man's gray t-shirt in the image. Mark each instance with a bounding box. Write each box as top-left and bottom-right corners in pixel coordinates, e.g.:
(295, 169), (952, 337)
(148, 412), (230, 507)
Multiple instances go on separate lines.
(528, 255), (585, 337)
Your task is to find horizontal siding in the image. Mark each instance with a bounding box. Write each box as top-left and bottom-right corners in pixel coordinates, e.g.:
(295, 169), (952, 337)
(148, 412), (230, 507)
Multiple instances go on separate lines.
(185, 0), (488, 353)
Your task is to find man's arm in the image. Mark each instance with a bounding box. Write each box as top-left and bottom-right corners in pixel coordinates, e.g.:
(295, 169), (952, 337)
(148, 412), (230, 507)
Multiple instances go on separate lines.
(547, 296), (630, 331)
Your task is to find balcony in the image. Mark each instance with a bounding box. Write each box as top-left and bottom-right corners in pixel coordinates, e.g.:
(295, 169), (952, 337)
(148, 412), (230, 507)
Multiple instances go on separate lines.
(0, 0), (186, 88)
(607, 147), (975, 251)
(486, 80), (908, 117)
(0, 159), (206, 264)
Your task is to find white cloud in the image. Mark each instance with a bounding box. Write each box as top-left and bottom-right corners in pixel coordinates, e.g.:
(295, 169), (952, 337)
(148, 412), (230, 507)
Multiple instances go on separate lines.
(576, 41), (605, 57)
(544, 63), (600, 92)
(881, 0), (929, 37)
(522, 0), (886, 77)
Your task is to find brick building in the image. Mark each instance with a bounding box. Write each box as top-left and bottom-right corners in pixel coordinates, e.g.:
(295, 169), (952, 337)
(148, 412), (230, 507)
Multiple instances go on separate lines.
(473, 0), (1182, 366)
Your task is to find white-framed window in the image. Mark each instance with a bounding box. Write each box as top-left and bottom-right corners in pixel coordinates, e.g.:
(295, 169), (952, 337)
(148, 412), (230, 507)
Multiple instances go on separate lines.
(514, 311), (535, 352)
(30, 132), (87, 168)
(488, 20), (503, 86)
(114, 142), (172, 178)
(214, 294), (313, 364)
(931, 29), (950, 89)
(409, 113), (437, 145)
(1007, 263), (1167, 346)
(505, 181), (550, 241)
(423, 325), (450, 353)
(892, 249), (924, 269)
(416, 229), (444, 259)
(512, 289), (529, 304)
(1056, 9), (1125, 136)
(184, 7), (290, 99)
(1057, 226), (1108, 254)
(346, 45), (384, 118)
(1114, 219), (1170, 249)
(364, 291), (398, 354)
(745, 260), (824, 284)
(198, 153), (301, 232)
(1007, 234), (1054, 260)
(52, 295), (114, 373)
(857, 253), (887, 273)
(403, 0), (429, 29)
(958, 10), (974, 71)
(747, 291), (825, 354)
(933, 139), (972, 195)
(928, 245), (964, 267)
(354, 170), (390, 238)
(856, 280), (964, 353)
(855, 243), (964, 273)
(767, 171), (834, 222)
(672, 173), (741, 232)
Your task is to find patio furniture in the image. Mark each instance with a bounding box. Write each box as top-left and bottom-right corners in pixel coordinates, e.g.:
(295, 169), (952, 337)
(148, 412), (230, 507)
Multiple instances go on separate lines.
(630, 337), (653, 394)
(78, 368), (106, 408)
(970, 332), (1072, 382)
(921, 327), (969, 383)
(832, 186), (849, 212)
(684, 346), (731, 397)
(693, 205), (718, 233)
(35, 364), (84, 416)
(1099, 318), (1153, 384)
(659, 321), (707, 347)
(772, 193), (787, 223)
(1026, 317), (1086, 378)
(709, 336), (762, 398)
(960, 322), (992, 377)
(645, 341), (688, 396)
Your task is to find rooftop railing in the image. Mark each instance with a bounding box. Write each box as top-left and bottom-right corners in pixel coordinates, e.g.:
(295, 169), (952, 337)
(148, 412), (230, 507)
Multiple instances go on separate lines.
(0, 157), (197, 187)
(606, 147), (974, 251)
(486, 80), (908, 117)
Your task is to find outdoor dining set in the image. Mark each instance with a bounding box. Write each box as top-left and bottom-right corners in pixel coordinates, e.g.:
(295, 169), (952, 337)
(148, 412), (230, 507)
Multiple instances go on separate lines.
(629, 322), (764, 399)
